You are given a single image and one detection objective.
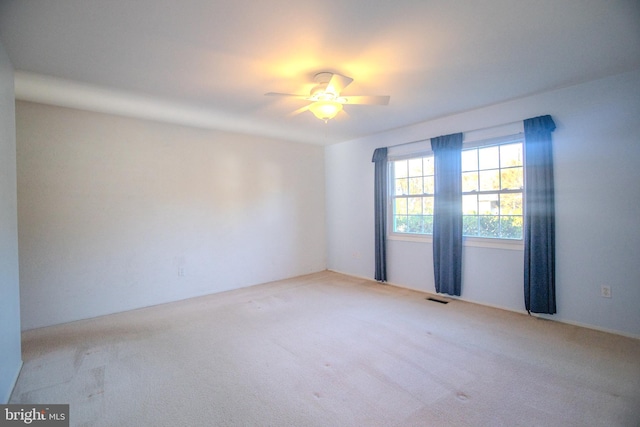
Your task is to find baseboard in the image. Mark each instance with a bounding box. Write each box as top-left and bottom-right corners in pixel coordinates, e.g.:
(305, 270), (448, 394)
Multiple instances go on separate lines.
(1, 360), (23, 404)
(327, 269), (640, 340)
(528, 315), (640, 340)
(327, 269), (442, 299)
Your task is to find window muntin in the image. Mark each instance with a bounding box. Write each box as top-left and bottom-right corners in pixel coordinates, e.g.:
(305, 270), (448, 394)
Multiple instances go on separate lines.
(390, 140), (523, 240)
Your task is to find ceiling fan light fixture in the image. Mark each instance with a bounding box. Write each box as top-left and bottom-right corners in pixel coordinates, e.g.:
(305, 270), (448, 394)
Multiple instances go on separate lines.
(308, 100), (343, 122)
(265, 72), (389, 122)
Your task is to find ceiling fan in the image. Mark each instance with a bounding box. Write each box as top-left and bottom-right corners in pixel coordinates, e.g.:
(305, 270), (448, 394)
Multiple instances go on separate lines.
(265, 72), (390, 122)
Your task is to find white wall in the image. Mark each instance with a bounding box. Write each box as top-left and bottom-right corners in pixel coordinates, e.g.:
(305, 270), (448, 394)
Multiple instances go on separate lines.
(16, 102), (326, 329)
(0, 41), (22, 403)
(326, 70), (640, 338)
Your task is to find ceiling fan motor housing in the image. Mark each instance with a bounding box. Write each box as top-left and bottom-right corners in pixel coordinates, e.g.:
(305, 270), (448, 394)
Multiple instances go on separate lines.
(311, 72), (336, 100)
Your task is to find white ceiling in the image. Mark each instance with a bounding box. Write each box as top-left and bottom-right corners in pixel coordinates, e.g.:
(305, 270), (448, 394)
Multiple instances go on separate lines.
(1, 0), (639, 145)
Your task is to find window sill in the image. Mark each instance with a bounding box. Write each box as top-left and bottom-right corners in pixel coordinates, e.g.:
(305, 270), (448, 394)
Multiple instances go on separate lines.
(388, 233), (433, 244)
(388, 233), (523, 251)
(463, 236), (523, 251)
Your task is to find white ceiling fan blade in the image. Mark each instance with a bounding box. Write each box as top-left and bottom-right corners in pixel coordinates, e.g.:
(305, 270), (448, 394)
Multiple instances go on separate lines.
(337, 108), (349, 119)
(325, 73), (353, 96)
(286, 104), (311, 117)
(340, 95), (390, 105)
(265, 92), (310, 100)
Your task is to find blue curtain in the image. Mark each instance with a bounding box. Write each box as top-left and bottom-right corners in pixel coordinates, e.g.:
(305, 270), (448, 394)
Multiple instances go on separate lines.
(372, 147), (388, 282)
(431, 133), (463, 295)
(523, 115), (557, 314)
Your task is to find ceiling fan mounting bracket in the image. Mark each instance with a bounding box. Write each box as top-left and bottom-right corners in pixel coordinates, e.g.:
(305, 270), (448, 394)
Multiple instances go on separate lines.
(313, 72), (334, 84)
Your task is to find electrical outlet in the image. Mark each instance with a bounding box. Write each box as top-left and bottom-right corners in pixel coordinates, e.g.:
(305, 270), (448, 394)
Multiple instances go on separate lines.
(601, 285), (611, 298)
(178, 268), (185, 277)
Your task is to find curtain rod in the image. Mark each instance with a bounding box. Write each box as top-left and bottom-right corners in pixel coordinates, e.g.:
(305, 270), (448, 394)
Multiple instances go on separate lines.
(386, 119), (525, 149)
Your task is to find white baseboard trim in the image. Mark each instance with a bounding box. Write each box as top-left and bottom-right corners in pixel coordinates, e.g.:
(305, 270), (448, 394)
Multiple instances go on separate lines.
(2, 360), (23, 404)
(327, 269), (639, 340)
(528, 315), (640, 340)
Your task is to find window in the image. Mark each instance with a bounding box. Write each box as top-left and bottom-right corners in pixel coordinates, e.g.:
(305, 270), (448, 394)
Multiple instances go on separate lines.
(392, 156), (435, 234)
(462, 142), (523, 239)
(390, 138), (523, 240)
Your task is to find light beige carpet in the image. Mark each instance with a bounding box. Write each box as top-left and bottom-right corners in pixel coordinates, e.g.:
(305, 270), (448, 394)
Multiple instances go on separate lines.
(10, 271), (640, 426)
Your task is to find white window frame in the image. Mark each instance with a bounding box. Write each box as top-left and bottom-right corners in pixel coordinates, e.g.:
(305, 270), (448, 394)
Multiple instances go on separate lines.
(388, 151), (435, 237)
(387, 131), (525, 251)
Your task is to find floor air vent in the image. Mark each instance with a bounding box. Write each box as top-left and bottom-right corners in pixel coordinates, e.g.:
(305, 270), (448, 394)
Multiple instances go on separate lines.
(427, 297), (449, 304)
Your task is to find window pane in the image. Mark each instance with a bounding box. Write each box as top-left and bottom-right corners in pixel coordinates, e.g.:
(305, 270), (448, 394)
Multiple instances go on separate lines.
(408, 197), (422, 215)
(500, 193), (522, 215)
(478, 146), (499, 170)
(500, 143), (523, 167)
(463, 194), (478, 215)
(424, 156), (435, 175)
(394, 160), (408, 178)
(409, 177), (423, 195)
(395, 216), (408, 233)
(501, 167), (523, 190)
(423, 176), (434, 194)
(463, 215), (478, 236)
(479, 169), (500, 191)
(395, 178), (408, 195)
(461, 149), (477, 172)
(395, 198), (407, 215)
(423, 215), (434, 234)
(462, 172), (478, 192)
(407, 216), (423, 233)
(422, 196), (434, 215)
(478, 215), (500, 237)
(501, 216), (523, 239)
(408, 158), (422, 177)
(478, 193), (499, 214)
